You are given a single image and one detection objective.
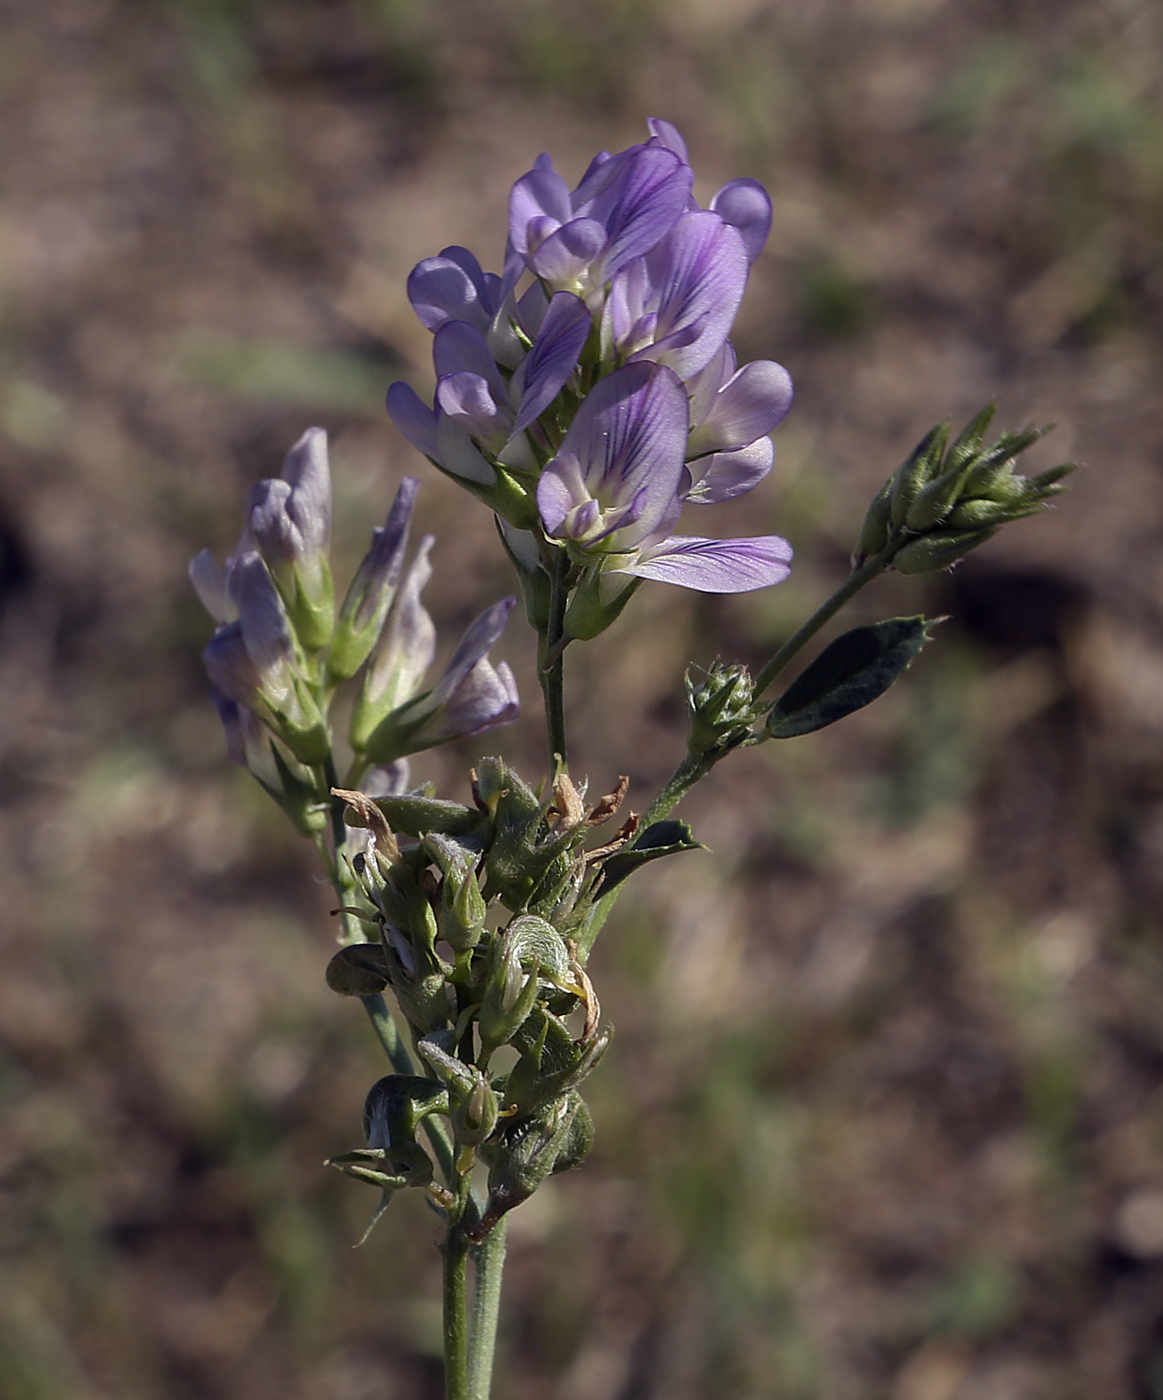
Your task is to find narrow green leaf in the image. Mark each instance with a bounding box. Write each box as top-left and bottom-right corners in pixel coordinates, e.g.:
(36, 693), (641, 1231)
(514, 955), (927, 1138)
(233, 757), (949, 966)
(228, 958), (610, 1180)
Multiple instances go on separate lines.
(596, 819), (703, 895)
(765, 617), (934, 739)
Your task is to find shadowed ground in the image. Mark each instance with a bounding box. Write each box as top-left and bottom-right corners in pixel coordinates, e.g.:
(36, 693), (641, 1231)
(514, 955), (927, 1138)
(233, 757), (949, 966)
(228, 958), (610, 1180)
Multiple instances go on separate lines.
(2, 1), (1163, 1397)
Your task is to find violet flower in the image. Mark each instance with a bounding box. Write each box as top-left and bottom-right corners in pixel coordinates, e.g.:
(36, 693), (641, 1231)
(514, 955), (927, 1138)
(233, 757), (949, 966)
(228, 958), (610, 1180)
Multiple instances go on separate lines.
(536, 362), (792, 595)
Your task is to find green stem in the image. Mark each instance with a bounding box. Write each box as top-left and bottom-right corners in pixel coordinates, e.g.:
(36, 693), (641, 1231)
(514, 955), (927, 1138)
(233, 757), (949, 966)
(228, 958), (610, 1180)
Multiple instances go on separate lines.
(443, 1220), (471, 1400)
(539, 545), (571, 772)
(468, 1219), (508, 1400)
(752, 547), (895, 697)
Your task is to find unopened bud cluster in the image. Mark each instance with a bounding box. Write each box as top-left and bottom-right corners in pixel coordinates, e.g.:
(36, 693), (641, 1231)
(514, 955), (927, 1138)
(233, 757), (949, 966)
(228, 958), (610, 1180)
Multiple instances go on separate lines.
(324, 763), (664, 1238)
(854, 404), (1073, 574)
(190, 429), (520, 832)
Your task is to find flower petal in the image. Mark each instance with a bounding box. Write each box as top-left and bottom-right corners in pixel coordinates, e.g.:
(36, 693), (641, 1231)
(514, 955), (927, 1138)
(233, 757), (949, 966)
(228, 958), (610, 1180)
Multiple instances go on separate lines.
(646, 117), (689, 164)
(509, 161), (572, 257)
(511, 291), (590, 434)
(709, 179), (772, 264)
(386, 382), (439, 459)
(583, 144), (693, 279)
(631, 211), (748, 378)
(432, 321), (508, 404)
(408, 247), (498, 333)
(529, 218), (606, 286)
(615, 534), (793, 592)
(431, 597), (517, 704)
(688, 359), (794, 455)
(685, 436), (774, 505)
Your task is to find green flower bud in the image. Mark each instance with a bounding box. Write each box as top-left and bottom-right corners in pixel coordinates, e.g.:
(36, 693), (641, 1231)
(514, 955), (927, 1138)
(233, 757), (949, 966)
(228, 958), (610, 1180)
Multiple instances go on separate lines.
(893, 527), (997, 574)
(686, 662), (758, 757)
(854, 475), (894, 564)
(890, 422), (950, 529)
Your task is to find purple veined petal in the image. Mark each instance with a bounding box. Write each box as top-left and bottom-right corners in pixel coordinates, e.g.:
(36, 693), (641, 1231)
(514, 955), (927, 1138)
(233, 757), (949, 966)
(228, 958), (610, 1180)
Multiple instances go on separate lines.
(189, 548), (235, 623)
(542, 362), (690, 548)
(709, 178), (773, 265)
(509, 162), (572, 257)
(430, 597), (517, 704)
(440, 246), (500, 308)
(688, 359), (795, 456)
(529, 217), (607, 286)
(636, 211), (748, 378)
(587, 144), (693, 280)
(511, 291), (590, 434)
(436, 372), (510, 452)
(366, 537), (437, 711)
(515, 281), (550, 339)
(432, 320), (509, 405)
(614, 533), (793, 592)
(408, 254), (495, 333)
(685, 436), (774, 505)
(536, 450), (586, 536)
(685, 340), (737, 426)
(601, 258), (651, 355)
(646, 118), (689, 164)
(435, 413), (498, 484)
(386, 382), (439, 460)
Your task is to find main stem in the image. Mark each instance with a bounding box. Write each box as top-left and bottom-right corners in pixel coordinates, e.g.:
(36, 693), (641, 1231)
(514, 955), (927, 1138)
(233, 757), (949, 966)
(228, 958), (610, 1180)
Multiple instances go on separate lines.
(443, 1218), (471, 1400)
(468, 1219), (508, 1400)
(539, 545), (571, 772)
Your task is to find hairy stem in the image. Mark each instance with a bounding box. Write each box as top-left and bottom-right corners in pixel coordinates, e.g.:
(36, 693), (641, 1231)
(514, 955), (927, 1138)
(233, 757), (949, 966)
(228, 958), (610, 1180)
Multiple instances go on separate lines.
(443, 1219), (471, 1400)
(468, 1219), (508, 1400)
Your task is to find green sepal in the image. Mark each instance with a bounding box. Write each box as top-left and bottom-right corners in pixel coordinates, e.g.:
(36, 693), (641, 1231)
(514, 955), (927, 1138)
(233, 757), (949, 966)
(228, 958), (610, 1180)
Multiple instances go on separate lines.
(596, 820), (704, 895)
(373, 790), (487, 841)
(889, 423), (950, 529)
(474, 1090), (592, 1239)
(765, 617), (934, 739)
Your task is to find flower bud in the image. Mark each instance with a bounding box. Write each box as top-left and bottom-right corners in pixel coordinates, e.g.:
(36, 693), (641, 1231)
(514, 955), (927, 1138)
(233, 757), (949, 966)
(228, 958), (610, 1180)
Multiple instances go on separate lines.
(329, 477), (419, 682)
(889, 423), (950, 529)
(686, 661), (758, 757)
(423, 833), (487, 953)
(854, 476), (893, 565)
(247, 428), (335, 651)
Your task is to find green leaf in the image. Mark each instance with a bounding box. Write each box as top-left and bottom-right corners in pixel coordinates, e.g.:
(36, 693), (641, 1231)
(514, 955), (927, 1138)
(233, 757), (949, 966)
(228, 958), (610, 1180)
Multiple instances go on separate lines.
(596, 820), (703, 895)
(765, 617), (934, 739)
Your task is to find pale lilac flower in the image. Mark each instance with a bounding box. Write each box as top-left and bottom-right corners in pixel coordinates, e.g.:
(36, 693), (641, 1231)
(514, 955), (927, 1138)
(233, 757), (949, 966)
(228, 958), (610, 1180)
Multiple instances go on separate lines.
(387, 291), (591, 481)
(601, 210), (749, 379)
(505, 136), (693, 304)
(537, 363), (792, 594)
(407, 246), (502, 334)
(682, 342), (794, 504)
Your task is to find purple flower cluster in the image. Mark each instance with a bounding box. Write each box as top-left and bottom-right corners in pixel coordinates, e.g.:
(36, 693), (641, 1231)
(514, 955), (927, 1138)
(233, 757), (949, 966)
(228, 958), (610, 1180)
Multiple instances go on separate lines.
(387, 120), (794, 610)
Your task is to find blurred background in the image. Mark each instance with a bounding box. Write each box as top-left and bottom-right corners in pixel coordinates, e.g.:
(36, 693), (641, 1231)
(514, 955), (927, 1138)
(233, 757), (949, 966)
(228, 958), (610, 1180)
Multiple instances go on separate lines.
(1, 0), (1162, 1396)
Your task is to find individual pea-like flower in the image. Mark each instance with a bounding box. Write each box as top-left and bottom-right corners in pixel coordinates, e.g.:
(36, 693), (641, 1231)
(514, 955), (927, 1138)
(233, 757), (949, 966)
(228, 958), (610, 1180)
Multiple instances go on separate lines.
(536, 361), (792, 597)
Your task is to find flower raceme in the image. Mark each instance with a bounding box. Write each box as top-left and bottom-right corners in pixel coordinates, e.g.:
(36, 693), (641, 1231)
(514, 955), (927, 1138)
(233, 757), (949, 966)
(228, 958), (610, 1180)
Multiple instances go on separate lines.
(386, 119), (795, 632)
(190, 429), (520, 786)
